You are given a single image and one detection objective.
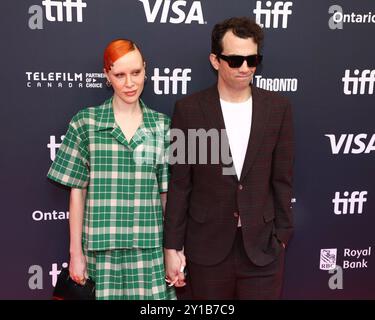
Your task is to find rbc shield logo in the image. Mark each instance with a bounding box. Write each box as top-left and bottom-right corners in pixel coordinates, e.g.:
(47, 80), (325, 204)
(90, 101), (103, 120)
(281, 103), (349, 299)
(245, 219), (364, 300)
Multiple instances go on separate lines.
(320, 249), (337, 270)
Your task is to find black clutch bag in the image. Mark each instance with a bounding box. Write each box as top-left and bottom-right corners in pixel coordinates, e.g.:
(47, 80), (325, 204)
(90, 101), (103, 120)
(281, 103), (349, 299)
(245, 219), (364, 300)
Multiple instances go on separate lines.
(53, 267), (95, 300)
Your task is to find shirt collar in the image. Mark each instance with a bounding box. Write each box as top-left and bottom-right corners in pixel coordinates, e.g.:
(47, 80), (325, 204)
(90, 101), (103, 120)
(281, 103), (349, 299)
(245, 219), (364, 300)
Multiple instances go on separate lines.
(95, 97), (157, 133)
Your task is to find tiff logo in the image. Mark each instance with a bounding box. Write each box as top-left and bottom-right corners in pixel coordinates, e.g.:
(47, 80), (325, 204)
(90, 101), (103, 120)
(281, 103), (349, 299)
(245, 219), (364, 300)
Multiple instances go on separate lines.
(152, 68), (191, 95)
(48, 135), (65, 161)
(253, 1), (293, 28)
(139, 0), (205, 24)
(342, 69), (375, 95)
(325, 134), (375, 154)
(28, 0), (87, 30)
(332, 191), (368, 215)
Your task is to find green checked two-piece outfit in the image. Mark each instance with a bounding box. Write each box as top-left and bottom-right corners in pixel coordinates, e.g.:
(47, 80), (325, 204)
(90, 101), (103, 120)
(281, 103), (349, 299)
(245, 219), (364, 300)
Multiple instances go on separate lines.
(47, 97), (176, 300)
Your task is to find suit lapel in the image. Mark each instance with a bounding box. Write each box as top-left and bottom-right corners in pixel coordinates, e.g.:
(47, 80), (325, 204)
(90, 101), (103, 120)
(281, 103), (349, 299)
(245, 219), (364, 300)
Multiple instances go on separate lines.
(200, 85), (237, 180)
(240, 85), (270, 182)
(200, 85), (226, 131)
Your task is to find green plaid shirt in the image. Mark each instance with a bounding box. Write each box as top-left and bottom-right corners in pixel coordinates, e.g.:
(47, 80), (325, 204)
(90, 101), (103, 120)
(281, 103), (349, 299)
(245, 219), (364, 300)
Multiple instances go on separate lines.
(47, 97), (170, 251)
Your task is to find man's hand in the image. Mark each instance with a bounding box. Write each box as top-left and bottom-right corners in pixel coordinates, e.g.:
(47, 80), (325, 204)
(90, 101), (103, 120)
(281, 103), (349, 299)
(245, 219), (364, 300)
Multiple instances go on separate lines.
(176, 249), (187, 287)
(164, 249), (186, 287)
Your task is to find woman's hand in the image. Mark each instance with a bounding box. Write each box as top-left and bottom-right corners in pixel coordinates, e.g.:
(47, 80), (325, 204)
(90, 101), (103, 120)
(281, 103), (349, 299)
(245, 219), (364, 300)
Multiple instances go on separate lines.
(69, 252), (88, 285)
(68, 188), (87, 285)
(164, 249), (186, 287)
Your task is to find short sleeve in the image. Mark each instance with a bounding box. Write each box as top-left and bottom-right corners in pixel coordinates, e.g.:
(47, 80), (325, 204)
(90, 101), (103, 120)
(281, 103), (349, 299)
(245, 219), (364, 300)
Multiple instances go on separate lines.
(47, 119), (89, 189)
(156, 117), (170, 193)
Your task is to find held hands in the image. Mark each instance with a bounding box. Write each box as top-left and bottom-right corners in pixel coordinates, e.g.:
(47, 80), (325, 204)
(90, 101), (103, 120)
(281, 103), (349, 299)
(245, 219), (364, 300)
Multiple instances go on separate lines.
(176, 250), (187, 286)
(164, 248), (186, 287)
(69, 252), (88, 285)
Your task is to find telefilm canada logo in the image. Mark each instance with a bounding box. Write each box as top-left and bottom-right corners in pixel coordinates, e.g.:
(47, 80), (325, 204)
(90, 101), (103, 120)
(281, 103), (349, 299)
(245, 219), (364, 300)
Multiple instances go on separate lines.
(328, 5), (375, 30)
(139, 0), (206, 24)
(253, 1), (293, 29)
(28, 0), (87, 30)
(25, 71), (106, 89)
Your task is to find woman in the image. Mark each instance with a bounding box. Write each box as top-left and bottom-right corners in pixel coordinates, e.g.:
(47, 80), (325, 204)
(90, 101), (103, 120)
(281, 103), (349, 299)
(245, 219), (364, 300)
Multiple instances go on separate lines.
(47, 39), (175, 300)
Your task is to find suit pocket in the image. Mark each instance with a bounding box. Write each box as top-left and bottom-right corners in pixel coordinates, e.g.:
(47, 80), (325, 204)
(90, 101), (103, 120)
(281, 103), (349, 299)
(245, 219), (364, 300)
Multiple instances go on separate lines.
(188, 203), (208, 223)
(263, 210), (275, 223)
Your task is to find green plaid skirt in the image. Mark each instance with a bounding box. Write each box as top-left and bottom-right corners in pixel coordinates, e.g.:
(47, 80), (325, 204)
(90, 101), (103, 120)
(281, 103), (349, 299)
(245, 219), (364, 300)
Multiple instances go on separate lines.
(85, 248), (176, 300)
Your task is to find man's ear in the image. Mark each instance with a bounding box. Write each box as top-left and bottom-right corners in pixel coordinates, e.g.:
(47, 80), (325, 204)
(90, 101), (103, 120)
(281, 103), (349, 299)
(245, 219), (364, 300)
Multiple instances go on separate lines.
(209, 53), (219, 71)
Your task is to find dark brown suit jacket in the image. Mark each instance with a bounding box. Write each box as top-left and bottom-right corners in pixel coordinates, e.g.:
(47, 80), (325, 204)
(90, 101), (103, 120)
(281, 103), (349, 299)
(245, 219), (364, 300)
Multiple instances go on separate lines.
(164, 84), (294, 266)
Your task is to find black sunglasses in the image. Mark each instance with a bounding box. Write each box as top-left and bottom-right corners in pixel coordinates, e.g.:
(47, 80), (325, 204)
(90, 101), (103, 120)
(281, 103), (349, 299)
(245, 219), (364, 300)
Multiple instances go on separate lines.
(218, 54), (263, 68)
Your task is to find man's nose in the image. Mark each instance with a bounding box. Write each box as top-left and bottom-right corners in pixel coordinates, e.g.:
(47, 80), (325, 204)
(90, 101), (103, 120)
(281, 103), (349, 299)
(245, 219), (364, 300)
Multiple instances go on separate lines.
(239, 60), (253, 72)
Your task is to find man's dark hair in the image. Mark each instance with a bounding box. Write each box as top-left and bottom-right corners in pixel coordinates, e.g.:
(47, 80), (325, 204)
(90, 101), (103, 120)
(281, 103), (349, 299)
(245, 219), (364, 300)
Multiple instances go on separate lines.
(211, 17), (264, 55)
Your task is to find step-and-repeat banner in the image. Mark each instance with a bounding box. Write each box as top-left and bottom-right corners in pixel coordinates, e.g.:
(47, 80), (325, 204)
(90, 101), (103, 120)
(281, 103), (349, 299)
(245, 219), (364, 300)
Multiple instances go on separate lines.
(1, 0), (374, 299)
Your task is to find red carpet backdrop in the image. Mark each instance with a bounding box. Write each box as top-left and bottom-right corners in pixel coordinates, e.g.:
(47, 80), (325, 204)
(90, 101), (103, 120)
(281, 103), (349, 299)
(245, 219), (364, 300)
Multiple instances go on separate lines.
(0, 0), (374, 299)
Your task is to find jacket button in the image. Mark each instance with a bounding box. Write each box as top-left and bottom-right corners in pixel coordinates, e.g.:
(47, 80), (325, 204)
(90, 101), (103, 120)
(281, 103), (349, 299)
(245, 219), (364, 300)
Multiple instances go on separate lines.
(233, 212), (239, 218)
(238, 184), (243, 190)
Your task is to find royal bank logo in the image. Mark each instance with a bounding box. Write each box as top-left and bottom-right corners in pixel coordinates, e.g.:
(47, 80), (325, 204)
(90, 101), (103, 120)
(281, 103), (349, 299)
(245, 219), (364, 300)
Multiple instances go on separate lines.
(343, 247), (371, 269)
(319, 246), (372, 273)
(328, 5), (375, 30)
(253, 1), (293, 29)
(320, 248), (337, 270)
(254, 75), (298, 92)
(28, 0), (87, 30)
(26, 71), (105, 89)
(139, 0), (205, 24)
(325, 134), (375, 154)
(342, 69), (375, 95)
(151, 67), (192, 94)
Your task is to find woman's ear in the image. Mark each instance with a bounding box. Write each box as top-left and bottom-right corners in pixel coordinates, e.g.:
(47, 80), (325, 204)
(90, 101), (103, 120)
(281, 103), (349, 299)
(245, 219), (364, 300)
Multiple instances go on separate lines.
(103, 68), (108, 79)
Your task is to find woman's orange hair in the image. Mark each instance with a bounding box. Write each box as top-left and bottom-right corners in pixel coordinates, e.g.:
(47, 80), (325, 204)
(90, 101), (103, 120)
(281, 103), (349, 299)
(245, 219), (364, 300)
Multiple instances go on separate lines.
(103, 39), (143, 72)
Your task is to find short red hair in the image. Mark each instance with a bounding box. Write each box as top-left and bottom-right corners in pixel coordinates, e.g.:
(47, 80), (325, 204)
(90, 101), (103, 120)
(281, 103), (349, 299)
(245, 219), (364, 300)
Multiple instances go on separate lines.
(103, 39), (143, 72)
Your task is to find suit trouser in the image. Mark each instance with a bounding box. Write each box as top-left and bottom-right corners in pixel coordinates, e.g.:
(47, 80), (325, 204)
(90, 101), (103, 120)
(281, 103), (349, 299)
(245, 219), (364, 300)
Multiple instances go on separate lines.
(180, 227), (285, 300)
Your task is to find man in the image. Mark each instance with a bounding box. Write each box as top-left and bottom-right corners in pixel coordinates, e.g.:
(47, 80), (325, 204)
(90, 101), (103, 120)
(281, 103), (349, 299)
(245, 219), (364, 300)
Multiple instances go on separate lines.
(164, 17), (294, 299)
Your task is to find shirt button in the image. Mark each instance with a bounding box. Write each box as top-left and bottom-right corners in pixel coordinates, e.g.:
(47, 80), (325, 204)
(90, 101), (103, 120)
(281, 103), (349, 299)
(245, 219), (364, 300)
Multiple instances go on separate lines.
(238, 184), (243, 190)
(233, 212), (239, 218)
